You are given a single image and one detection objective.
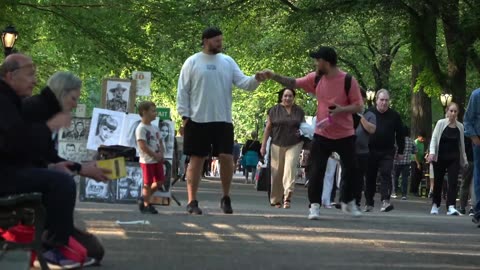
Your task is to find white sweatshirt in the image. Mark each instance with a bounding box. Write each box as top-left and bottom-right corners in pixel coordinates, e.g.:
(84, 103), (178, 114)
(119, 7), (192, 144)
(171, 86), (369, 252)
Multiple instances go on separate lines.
(177, 52), (259, 123)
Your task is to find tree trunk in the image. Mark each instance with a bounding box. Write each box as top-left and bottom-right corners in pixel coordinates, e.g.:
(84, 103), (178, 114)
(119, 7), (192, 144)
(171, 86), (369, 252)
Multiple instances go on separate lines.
(409, 4), (436, 138)
(441, 0), (467, 120)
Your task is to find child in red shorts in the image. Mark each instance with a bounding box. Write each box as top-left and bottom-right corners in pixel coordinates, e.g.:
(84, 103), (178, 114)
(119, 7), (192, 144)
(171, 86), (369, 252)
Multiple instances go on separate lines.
(135, 101), (165, 214)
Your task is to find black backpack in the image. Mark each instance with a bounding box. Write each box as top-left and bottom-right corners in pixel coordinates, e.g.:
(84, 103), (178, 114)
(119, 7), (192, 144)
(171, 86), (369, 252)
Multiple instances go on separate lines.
(313, 73), (360, 129)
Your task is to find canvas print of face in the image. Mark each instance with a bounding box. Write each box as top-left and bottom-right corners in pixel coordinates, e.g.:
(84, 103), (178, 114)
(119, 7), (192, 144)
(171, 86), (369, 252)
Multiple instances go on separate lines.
(106, 81), (131, 113)
(60, 118), (91, 141)
(81, 178), (116, 202)
(87, 108), (124, 151)
(116, 164), (143, 201)
(58, 141), (96, 162)
(158, 120), (174, 159)
(119, 113), (159, 155)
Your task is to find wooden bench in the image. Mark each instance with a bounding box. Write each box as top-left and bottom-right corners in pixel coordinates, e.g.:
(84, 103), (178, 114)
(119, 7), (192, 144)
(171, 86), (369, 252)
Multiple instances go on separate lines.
(0, 193), (49, 270)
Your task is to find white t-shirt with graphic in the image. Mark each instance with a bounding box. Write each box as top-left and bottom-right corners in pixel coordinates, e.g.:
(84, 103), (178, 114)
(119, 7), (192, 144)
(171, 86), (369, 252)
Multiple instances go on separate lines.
(135, 123), (161, 164)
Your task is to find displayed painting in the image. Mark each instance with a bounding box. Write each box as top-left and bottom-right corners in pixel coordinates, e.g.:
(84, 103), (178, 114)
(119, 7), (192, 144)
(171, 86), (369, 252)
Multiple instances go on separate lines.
(79, 178), (116, 203)
(158, 120), (175, 159)
(101, 79), (136, 113)
(58, 117), (96, 163)
(116, 163), (143, 202)
(86, 108), (124, 151)
(58, 141), (96, 163)
(60, 118), (91, 141)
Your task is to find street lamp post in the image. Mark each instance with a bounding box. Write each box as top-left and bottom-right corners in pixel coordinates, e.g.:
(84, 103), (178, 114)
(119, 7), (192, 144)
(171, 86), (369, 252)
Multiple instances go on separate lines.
(366, 89), (376, 107)
(440, 93), (453, 110)
(1, 25), (18, 57)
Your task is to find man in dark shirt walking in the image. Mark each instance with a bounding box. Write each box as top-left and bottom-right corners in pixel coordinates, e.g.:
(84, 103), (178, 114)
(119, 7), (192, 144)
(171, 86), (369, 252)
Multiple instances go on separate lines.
(364, 89), (405, 212)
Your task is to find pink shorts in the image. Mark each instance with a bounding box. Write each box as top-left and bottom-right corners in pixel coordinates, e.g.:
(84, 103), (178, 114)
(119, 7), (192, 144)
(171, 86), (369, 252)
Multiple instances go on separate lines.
(140, 162), (165, 186)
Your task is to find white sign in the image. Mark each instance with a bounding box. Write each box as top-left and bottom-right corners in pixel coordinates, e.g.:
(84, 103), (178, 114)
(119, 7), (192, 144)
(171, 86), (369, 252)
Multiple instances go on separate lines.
(132, 71), (151, 96)
(75, 104), (86, 117)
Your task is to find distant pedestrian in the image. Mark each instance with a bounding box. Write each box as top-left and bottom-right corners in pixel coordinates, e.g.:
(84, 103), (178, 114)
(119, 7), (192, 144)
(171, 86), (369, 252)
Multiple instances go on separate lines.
(392, 126), (416, 200)
(428, 102), (467, 215)
(364, 89), (404, 213)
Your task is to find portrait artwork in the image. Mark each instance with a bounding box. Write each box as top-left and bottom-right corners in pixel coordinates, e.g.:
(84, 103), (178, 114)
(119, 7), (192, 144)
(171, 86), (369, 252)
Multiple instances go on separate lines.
(116, 163), (143, 202)
(87, 108), (124, 151)
(158, 120), (175, 159)
(101, 79), (137, 113)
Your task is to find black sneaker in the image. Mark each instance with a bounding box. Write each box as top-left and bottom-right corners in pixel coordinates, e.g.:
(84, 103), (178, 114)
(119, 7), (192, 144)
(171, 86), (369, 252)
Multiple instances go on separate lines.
(459, 208), (466, 215)
(138, 197), (145, 212)
(141, 204), (158, 214)
(468, 208), (475, 217)
(220, 196), (233, 214)
(187, 200), (203, 215)
(472, 215), (480, 227)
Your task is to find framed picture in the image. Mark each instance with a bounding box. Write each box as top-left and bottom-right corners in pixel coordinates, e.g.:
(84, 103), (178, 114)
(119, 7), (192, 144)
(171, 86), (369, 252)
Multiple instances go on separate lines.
(101, 79), (137, 113)
(79, 177), (117, 203)
(158, 120), (175, 159)
(59, 117), (91, 141)
(116, 163), (143, 202)
(58, 141), (96, 163)
(86, 108), (124, 151)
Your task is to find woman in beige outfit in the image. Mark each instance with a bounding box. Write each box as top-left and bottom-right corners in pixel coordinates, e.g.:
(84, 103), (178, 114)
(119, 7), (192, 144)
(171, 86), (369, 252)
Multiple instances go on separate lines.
(261, 88), (305, 208)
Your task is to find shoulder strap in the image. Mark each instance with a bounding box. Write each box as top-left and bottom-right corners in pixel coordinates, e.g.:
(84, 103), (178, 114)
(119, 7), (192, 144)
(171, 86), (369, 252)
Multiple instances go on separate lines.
(314, 74), (323, 89)
(344, 73), (352, 96)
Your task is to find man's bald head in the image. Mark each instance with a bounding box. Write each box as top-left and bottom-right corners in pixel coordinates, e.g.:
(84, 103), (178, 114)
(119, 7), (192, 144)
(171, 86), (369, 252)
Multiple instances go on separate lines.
(0, 53), (37, 97)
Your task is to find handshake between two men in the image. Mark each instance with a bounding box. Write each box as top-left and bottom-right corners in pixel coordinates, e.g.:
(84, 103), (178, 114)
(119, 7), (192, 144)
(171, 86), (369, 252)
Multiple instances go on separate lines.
(255, 69), (275, 82)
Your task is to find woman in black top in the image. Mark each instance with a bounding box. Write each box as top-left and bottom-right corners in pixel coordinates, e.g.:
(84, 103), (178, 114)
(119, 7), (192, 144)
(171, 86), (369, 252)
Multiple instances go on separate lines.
(428, 102), (468, 215)
(261, 88), (305, 208)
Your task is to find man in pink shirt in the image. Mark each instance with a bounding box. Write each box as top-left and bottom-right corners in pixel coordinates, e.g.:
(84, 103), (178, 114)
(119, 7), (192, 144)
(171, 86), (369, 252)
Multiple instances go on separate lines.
(264, 47), (364, 220)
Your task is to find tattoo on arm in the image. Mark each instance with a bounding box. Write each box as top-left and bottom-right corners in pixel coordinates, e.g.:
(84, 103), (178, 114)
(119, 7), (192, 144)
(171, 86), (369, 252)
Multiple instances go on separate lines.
(272, 74), (296, 89)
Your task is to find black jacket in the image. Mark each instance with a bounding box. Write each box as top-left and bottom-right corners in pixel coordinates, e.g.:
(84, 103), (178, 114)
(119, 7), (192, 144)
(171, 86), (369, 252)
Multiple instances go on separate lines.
(0, 80), (52, 170)
(22, 86), (65, 167)
(368, 107), (405, 154)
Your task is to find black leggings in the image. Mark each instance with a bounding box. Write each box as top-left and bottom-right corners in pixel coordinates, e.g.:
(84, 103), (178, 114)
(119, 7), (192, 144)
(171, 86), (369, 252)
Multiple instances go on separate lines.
(432, 159), (460, 208)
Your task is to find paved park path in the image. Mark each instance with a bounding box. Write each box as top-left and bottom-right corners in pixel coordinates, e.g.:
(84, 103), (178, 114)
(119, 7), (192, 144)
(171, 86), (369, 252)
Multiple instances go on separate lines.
(73, 176), (480, 270)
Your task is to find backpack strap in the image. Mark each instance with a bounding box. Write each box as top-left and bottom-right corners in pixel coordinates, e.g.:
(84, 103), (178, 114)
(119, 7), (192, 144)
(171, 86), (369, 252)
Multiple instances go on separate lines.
(344, 73), (352, 96)
(314, 74), (323, 90)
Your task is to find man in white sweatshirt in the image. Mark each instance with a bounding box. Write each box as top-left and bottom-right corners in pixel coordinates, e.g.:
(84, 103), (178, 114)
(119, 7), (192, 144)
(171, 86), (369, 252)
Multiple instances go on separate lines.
(177, 27), (265, 215)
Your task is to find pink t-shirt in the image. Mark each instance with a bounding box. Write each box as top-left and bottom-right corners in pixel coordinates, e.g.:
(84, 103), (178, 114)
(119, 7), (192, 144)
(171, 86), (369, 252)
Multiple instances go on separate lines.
(296, 71), (362, 139)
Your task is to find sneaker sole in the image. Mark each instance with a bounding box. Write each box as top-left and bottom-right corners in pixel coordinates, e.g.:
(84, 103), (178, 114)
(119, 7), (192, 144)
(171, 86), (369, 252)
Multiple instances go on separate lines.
(308, 215), (320, 220)
(33, 260), (81, 270)
(383, 205), (394, 212)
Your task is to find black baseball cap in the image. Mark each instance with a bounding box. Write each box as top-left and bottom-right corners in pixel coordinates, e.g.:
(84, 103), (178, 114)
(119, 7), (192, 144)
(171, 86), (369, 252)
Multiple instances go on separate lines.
(309, 46), (337, 65)
(202, 27), (223, 40)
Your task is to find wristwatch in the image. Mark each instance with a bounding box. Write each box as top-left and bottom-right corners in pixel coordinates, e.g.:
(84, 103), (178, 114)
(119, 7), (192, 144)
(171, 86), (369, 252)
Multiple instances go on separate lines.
(68, 162), (82, 174)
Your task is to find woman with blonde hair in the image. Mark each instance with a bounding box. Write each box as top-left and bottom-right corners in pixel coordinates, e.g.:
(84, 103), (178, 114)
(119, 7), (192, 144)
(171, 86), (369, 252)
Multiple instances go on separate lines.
(428, 102), (468, 215)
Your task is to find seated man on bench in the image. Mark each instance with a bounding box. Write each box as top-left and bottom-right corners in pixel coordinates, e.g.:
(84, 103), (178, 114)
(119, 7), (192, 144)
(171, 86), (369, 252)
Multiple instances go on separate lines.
(0, 54), (81, 269)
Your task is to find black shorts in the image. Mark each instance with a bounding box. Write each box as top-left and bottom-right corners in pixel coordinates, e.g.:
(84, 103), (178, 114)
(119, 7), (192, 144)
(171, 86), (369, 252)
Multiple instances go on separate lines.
(183, 120), (234, 157)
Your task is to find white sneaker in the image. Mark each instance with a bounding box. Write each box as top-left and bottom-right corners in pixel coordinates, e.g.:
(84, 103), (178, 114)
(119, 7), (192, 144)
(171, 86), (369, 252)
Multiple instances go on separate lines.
(430, 203), (439, 215)
(308, 203), (321, 220)
(380, 200), (394, 212)
(341, 200), (362, 217)
(447, 205), (462, 216)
